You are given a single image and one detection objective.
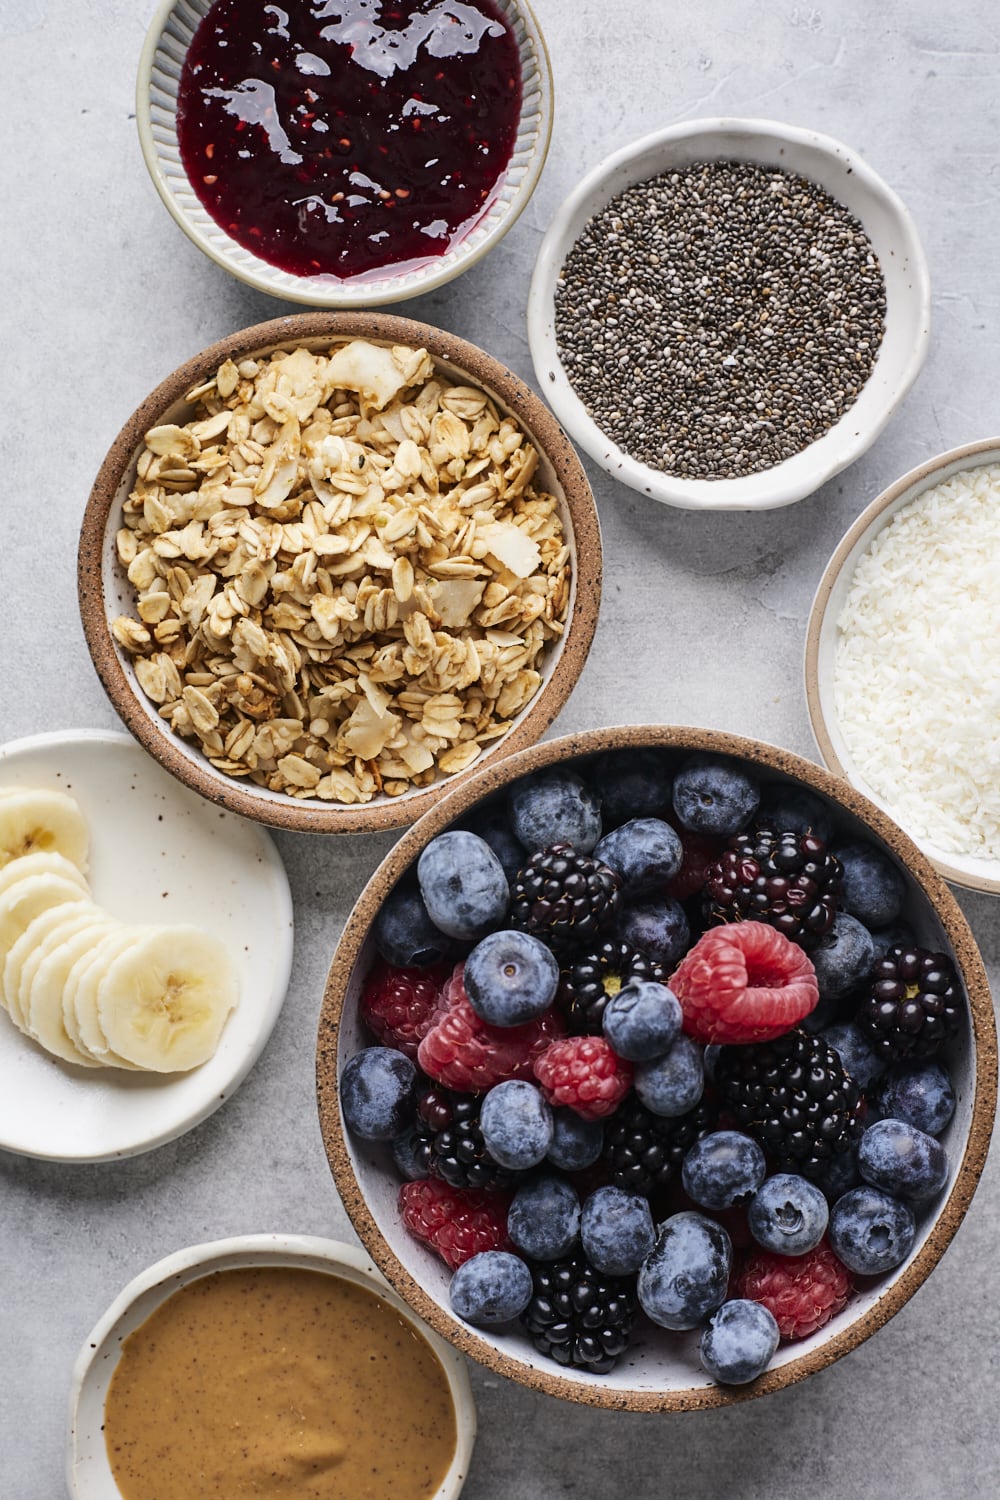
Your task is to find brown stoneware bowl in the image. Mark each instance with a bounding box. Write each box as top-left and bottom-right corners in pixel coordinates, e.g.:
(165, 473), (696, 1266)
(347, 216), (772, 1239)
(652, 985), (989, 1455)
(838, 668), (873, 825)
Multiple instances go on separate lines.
(316, 724), (996, 1410)
(78, 313), (600, 833)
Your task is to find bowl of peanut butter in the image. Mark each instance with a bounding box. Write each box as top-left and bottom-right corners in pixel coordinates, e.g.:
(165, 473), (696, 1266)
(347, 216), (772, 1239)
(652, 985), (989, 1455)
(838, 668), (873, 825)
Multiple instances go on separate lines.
(67, 1233), (476, 1500)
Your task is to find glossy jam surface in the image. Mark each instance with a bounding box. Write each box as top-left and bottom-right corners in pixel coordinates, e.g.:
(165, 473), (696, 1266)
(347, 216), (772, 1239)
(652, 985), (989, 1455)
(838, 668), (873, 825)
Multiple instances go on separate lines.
(104, 1266), (457, 1499)
(176, 0), (523, 280)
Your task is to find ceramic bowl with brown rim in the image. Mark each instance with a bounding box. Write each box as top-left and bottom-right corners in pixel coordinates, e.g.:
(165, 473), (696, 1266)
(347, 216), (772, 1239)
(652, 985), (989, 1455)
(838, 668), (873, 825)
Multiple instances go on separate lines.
(805, 437), (1000, 894)
(316, 724), (995, 1410)
(78, 313), (600, 834)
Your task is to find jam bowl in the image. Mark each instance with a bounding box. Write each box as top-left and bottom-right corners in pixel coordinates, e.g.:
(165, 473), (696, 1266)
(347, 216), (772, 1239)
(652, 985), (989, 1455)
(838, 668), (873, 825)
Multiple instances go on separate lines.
(316, 724), (995, 1409)
(138, 0), (553, 306)
(67, 1234), (476, 1499)
(78, 311), (600, 835)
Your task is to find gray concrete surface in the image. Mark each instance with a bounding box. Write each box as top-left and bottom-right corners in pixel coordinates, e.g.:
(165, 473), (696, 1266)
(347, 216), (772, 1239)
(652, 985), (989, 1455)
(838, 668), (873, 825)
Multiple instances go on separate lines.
(3, 0), (999, 1495)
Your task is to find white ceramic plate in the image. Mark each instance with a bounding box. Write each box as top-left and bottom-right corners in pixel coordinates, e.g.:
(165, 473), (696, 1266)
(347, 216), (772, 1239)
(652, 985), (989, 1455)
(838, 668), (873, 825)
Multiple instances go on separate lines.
(67, 1235), (476, 1500)
(806, 437), (1000, 894)
(0, 729), (293, 1160)
(528, 117), (931, 511)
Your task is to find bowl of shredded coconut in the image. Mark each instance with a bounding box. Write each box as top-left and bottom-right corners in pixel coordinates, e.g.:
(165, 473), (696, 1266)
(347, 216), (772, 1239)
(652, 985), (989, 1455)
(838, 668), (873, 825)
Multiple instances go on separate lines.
(806, 438), (1000, 893)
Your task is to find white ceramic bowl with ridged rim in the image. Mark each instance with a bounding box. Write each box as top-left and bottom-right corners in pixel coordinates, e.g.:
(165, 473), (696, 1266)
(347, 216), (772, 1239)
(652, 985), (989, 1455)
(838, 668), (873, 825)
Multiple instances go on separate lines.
(527, 117), (931, 511)
(67, 1234), (477, 1500)
(137, 0), (553, 306)
(805, 436), (1000, 895)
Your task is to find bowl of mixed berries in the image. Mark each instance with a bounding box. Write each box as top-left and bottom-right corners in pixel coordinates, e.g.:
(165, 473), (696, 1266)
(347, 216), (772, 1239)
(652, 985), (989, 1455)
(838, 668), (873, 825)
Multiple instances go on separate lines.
(316, 726), (995, 1408)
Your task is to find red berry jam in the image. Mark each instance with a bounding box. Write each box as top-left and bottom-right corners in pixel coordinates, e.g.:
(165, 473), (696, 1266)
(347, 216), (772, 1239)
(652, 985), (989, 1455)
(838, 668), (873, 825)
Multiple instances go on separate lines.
(176, 0), (523, 281)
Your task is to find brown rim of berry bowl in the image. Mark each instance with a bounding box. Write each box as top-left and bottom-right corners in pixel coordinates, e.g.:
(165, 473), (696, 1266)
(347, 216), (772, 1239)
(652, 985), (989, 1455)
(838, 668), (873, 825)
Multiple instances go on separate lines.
(77, 311), (601, 834)
(315, 724), (997, 1411)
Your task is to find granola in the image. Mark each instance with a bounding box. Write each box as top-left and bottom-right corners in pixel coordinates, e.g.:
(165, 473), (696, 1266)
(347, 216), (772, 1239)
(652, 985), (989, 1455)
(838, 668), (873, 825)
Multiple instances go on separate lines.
(111, 341), (572, 804)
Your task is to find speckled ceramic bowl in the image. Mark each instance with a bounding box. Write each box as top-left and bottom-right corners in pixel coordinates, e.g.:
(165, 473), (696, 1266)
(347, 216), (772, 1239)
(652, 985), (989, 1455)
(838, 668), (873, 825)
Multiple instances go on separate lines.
(316, 725), (995, 1410)
(806, 437), (1000, 894)
(528, 118), (930, 511)
(137, 0), (553, 306)
(67, 1234), (476, 1499)
(78, 312), (600, 834)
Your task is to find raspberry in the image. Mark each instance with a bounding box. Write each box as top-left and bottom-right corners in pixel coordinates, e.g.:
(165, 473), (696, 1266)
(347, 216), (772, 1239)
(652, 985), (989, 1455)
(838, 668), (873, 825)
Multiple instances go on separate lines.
(399, 1178), (512, 1269)
(664, 829), (725, 901)
(733, 1240), (854, 1341)
(669, 922), (818, 1044)
(417, 963), (565, 1091)
(533, 1036), (633, 1120)
(360, 960), (449, 1060)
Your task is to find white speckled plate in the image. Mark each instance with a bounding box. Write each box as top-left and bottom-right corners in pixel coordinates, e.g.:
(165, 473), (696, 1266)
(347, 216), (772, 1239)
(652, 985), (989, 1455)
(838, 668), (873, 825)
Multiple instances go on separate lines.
(0, 729), (293, 1161)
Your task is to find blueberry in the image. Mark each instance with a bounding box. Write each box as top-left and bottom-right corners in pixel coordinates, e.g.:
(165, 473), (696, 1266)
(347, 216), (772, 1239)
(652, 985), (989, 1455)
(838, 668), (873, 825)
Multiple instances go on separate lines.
(833, 840), (906, 929)
(700, 1299), (780, 1385)
(461, 803), (526, 881)
(581, 1186), (656, 1276)
(682, 1131), (766, 1211)
(586, 748), (673, 825)
(822, 1022), (886, 1091)
(546, 1109), (604, 1171)
(464, 929), (559, 1027)
(417, 831), (509, 942)
(801, 992), (852, 1035)
(602, 978), (682, 1061)
(449, 1251), (533, 1325)
(508, 1174), (581, 1260)
(703, 1044), (721, 1083)
(391, 1127), (426, 1182)
(616, 895), (690, 967)
(508, 769), (602, 853)
(748, 1173), (829, 1255)
(813, 1149), (861, 1202)
(756, 783), (835, 844)
(479, 1080), (553, 1170)
(374, 884), (453, 968)
(672, 754), (760, 838)
(870, 919), (917, 964)
(340, 1047), (417, 1141)
(872, 1060), (956, 1137)
(593, 819), (683, 896)
(634, 1034), (704, 1117)
(810, 912), (875, 1000)
(857, 1118), (949, 1202)
(637, 1211), (733, 1330)
(828, 1184), (916, 1275)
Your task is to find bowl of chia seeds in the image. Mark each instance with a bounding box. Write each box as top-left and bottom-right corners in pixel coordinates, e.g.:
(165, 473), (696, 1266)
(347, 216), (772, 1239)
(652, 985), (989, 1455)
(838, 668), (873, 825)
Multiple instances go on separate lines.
(527, 119), (930, 511)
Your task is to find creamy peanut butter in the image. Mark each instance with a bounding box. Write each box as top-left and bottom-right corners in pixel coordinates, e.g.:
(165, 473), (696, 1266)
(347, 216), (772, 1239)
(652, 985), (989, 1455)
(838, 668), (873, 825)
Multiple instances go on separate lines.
(104, 1266), (457, 1499)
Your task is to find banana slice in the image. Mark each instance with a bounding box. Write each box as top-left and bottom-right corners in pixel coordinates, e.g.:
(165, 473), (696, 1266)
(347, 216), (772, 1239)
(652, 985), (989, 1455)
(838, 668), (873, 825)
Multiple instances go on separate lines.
(0, 789), (89, 874)
(0, 851), (89, 900)
(16, 904), (110, 1034)
(96, 927), (239, 1072)
(64, 927), (138, 1065)
(26, 919), (118, 1066)
(0, 875), (89, 1005)
(3, 901), (104, 1030)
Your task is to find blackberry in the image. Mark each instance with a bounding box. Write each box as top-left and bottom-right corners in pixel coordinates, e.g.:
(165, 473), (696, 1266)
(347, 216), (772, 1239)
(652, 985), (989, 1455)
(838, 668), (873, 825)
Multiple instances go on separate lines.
(520, 1255), (638, 1373)
(558, 940), (668, 1034)
(413, 1088), (514, 1192)
(856, 946), (962, 1061)
(510, 843), (620, 959)
(704, 826), (843, 949)
(603, 1094), (715, 1195)
(715, 1029), (861, 1181)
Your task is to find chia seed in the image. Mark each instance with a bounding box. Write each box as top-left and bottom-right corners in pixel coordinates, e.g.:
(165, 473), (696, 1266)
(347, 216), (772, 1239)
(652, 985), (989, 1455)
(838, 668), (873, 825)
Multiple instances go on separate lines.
(553, 160), (887, 480)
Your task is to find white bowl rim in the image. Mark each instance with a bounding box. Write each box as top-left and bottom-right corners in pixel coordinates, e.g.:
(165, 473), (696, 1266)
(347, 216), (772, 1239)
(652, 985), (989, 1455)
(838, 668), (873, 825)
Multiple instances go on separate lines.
(67, 1233), (476, 1500)
(527, 115), (931, 512)
(805, 434), (1000, 894)
(136, 0), (554, 307)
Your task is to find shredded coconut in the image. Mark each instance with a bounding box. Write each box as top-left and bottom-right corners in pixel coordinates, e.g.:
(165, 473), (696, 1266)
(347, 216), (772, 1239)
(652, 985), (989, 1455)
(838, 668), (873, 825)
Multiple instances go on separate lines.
(833, 461), (1000, 862)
